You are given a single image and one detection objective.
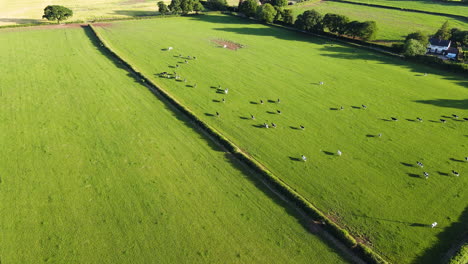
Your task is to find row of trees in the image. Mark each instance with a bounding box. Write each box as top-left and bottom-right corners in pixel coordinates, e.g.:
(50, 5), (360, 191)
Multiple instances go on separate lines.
(158, 0), (205, 15)
(295, 10), (377, 40)
(238, 1), (377, 40)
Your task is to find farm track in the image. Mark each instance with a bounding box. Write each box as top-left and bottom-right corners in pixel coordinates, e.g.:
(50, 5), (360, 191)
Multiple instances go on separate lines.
(84, 24), (370, 264)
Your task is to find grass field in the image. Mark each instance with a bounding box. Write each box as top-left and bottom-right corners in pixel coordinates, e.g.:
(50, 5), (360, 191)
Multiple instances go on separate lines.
(0, 25), (352, 263)
(0, 0), (158, 26)
(331, 0), (468, 17)
(93, 14), (468, 263)
(289, 1), (468, 44)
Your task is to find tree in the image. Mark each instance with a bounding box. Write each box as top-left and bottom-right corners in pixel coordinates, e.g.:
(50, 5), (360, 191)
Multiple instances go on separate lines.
(450, 28), (468, 46)
(158, 1), (170, 15)
(403, 39), (427, 57)
(239, 0), (258, 17)
(270, 0), (288, 7)
(169, 0), (182, 14)
(282, 9), (294, 25)
(294, 10), (323, 32)
(405, 31), (428, 45)
(257, 3), (277, 23)
(42, 5), (73, 24)
(207, 0), (228, 10)
(193, 1), (204, 14)
(180, 0), (194, 14)
(322, 13), (349, 35)
(359, 21), (377, 40)
(434, 21), (451, 40)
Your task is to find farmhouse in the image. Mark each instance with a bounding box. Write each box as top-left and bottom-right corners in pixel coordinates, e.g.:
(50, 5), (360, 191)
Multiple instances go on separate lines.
(444, 47), (459, 60)
(427, 38), (451, 54)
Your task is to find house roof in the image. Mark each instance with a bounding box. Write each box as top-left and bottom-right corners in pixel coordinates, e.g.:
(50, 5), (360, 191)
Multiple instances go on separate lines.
(446, 47), (458, 54)
(429, 38), (451, 47)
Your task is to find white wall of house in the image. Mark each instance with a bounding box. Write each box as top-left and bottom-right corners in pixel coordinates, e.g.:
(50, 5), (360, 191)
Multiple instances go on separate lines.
(427, 44), (450, 54)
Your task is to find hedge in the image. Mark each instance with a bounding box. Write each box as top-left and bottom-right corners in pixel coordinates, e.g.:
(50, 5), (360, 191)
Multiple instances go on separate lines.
(87, 23), (387, 264)
(448, 243), (468, 264)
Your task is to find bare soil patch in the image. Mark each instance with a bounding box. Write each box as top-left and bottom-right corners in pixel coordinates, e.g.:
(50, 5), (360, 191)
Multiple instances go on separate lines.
(211, 39), (244, 50)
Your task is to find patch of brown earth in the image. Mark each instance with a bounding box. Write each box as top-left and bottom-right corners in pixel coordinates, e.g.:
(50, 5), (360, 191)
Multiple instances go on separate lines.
(212, 39), (244, 50)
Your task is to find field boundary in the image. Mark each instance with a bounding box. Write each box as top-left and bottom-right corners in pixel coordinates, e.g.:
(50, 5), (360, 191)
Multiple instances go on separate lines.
(325, 0), (468, 21)
(87, 23), (388, 264)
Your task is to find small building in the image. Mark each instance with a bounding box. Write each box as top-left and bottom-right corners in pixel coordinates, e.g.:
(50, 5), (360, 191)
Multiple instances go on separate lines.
(444, 47), (458, 60)
(427, 38), (451, 54)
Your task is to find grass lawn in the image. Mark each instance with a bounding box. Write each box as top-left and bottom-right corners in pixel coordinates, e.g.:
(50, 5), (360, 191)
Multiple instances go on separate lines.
(332, 0), (468, 17)
(93, 14), (468, 264)
(0, 25), (351, 263)
(0, 0), (159, 26)
(289, 1), (468, 44)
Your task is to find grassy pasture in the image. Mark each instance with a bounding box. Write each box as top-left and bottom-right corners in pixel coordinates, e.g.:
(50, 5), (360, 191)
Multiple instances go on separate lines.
(0, 0), (159, 26)
(329, 0), (468, 17)
(289, 1), (468, 44)
(93, 14), (468, 264)
(0, 26), (351, 263)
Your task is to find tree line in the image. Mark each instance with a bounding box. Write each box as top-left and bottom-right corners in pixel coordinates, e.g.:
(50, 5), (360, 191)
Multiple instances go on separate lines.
(238, 1), (378, 41)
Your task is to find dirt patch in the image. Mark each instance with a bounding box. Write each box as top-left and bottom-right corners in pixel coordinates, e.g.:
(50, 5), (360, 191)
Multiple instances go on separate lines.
(211, 39), (244, 50)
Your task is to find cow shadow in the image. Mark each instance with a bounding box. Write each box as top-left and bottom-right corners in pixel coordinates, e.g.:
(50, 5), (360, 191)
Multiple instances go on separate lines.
(289, 156), (302, 161)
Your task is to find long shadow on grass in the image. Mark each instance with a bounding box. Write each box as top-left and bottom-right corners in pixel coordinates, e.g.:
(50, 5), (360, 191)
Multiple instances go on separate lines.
(414, 206), (468, 264)
(413, 99), (468, 110)
(82, 25), (358, 263)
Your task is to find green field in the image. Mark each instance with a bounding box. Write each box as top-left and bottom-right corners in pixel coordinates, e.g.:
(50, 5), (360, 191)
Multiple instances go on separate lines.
(289, 1), (468, 44)
(0, 26), (352, 263)
(93, 14), (468, 263)
(0, 0), (159, 26)
(331, 0), (468, 17)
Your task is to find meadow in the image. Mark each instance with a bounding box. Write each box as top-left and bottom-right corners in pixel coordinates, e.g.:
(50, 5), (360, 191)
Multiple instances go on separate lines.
(93, 14), (468, 263)
(0, 0), (158, 26)
(289, 1), (468, 44)
(330, 0), (468, 17)
(0, 25), (351, 263)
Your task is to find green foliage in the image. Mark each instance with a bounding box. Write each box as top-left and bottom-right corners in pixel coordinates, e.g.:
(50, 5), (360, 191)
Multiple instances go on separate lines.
(257, 3), (277, 23)
(344, 20), (377, 40)
(448, 244), (468, 264)
(403, 39), (427, 57)
(193, 1), (204, 13)
(42, 5), (73, 24)
(294, 10), (323, 32)
(450, 28), (468, 46)
(169, 0), (182, 14)
(239, 0), (258, 17)
(433, 21), (451, 40)
(207, 0), (228, 10)
(273, 6), (283, 22)
(323, 13), (349, 35)
(282, 9), (294, 25)
(158, 1), (170, 15)
(180, 0), (194, 14)
(405, 31), (429, 45)
(270, 0), (288, 7)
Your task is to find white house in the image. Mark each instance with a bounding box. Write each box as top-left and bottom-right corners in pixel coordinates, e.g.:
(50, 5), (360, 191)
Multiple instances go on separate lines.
(427, 38), (451, 54)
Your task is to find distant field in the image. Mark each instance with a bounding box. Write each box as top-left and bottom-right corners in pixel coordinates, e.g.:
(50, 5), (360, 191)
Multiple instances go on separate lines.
(0, 0), (158, 26)
(289, 1), (468, 44)
(94, 14), (468, 264)
(332, 0), (468, 17)
(0, 26), (350, 263)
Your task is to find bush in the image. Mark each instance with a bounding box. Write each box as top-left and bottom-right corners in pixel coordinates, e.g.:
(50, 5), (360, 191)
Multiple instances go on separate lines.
(207, 0), (228, 10)
(238, 0), (258, 17)
(257, 3), (277, 23)
(403, 39), (427, 57)
(294, 10), (323, 32)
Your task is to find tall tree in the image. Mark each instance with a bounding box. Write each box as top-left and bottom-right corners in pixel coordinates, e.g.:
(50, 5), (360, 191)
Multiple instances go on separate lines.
(282, 9), (294, 25)
(359, 21), (377, 41)
(238, 0), (258, 17)
(257, 3), (277, 23)
(270, 0), (288, 7)
(403, 39), (427, 57)
(322, 13), (349, 35)
(180, 0), (194, 14)
(434, 21), (451, 40)
(193, 1), (204, 14)
(169, 0), (182, 14)
(294, 10), (323, 32)
(273, 6), (283, 22)
(207, 0), (228, 10)
(42, 5), (73, 24)
(158, 1), (169, 15)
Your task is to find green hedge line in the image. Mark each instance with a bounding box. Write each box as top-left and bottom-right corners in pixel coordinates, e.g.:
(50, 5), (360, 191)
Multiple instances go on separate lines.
(87, 23), (388, 264)
(448, 243), (468, 264)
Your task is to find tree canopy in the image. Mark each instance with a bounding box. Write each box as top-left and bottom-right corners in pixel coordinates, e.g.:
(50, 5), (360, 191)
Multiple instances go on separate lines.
(193, 1), (204, 13)
(42, 5), (73, 24)
(282, 9), (294, 25)
(238, 0), (258, 17)
(270, 0), (288, 7)
(323, 13), (349, 35)
(158, 1), (170, 15)
(433, 21), (451, 40)
(168, 0), (182, 14)
(403, 39), (427, 57)
(405, 31), (428, 45)
(294, 10), (323, 32)
(345, 20), (377, 40)
(207, 0), (228, 10)
(257, 3), (277, 23)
